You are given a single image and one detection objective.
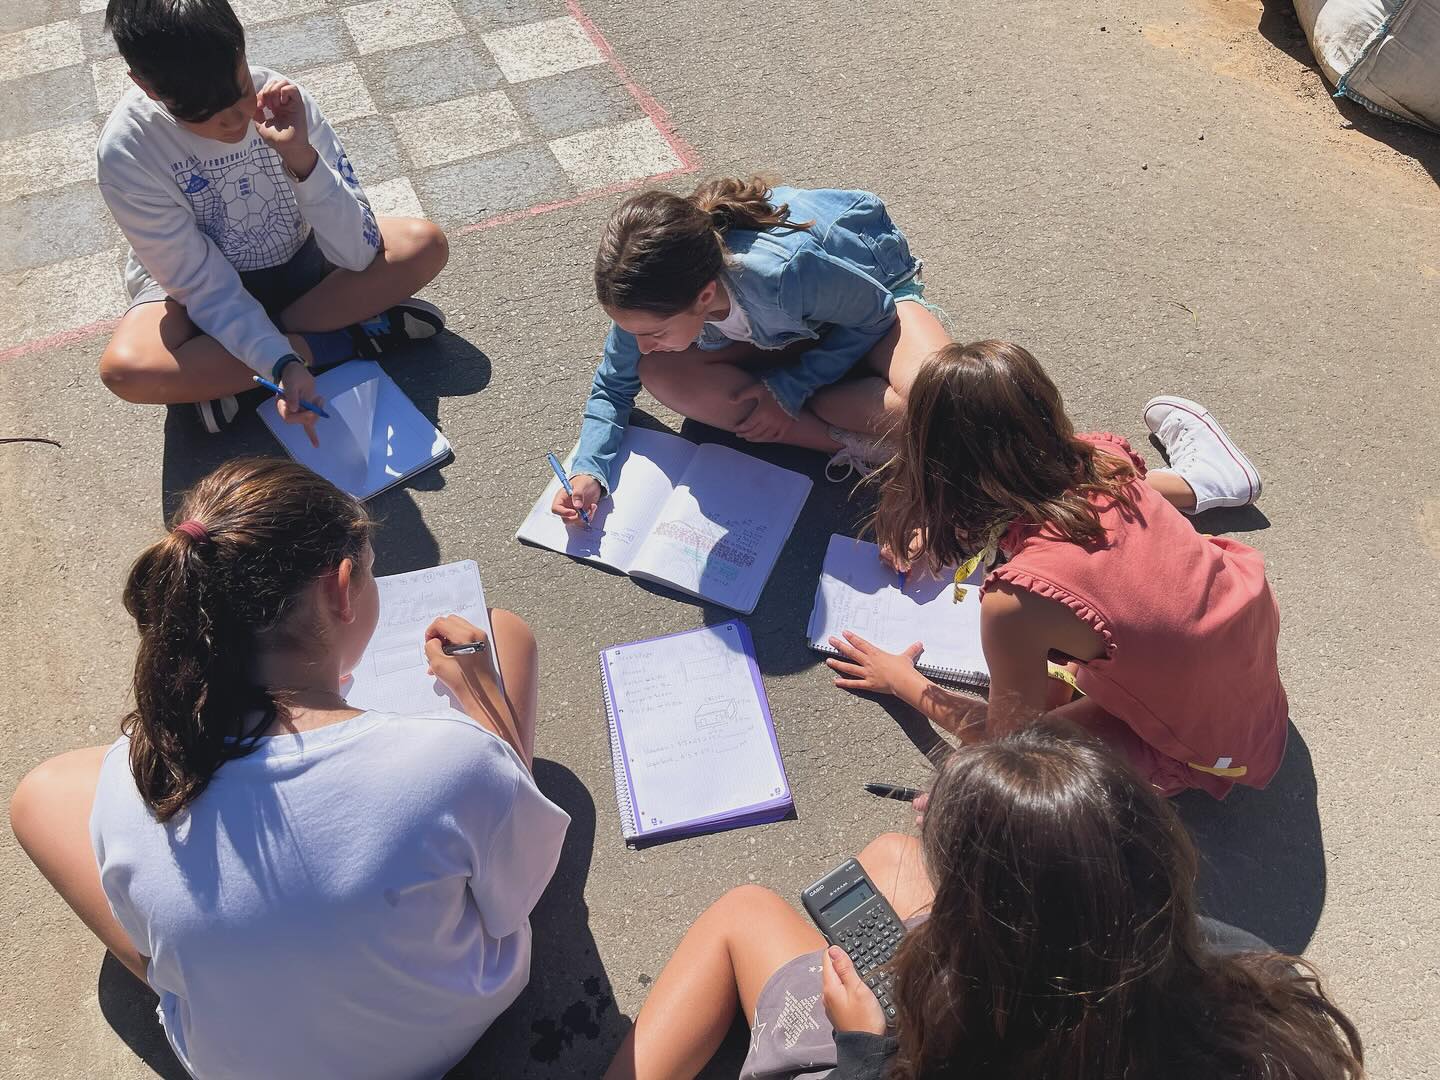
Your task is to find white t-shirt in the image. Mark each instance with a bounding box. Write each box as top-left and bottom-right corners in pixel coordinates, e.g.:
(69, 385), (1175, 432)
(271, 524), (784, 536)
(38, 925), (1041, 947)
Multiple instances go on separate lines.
(89, 710), (570, 1080)
(705, 278), (754, 342)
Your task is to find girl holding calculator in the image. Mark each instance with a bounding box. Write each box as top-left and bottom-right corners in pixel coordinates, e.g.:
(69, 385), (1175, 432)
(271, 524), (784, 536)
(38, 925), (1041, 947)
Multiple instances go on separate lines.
(604, 723), (1362, 1080)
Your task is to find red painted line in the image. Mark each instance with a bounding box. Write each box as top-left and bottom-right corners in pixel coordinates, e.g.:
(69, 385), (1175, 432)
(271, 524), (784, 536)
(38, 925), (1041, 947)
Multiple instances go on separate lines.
(1, 317), (118, 363)
(564, 0), (700, 172)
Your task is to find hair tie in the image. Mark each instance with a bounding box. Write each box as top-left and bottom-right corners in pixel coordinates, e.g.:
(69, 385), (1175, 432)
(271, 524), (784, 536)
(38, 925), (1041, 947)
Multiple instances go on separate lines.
(173, 519), (210, 544)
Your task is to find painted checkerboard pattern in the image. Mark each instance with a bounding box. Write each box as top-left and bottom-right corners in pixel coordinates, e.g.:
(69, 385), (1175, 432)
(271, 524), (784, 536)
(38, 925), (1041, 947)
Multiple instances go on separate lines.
(0, 0), (695, 359)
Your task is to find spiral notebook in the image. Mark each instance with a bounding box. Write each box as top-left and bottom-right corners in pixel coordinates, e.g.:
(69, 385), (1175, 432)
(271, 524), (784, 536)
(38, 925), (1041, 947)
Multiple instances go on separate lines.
(807, 534), (990, 687)
(600, 621), (793, 846)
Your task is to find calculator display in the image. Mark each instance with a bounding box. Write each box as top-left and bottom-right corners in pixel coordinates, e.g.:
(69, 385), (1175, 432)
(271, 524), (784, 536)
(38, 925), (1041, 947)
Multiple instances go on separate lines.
(822, 880), (875, 920)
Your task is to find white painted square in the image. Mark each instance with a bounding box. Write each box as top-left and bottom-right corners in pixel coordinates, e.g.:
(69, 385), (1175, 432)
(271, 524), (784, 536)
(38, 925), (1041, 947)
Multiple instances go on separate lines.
(365, 176), (424, 219)
(393, 91), (525, 168)
(548, 117), (681, 190)
(0, 21), (84, 80)
(0, 248), (127, 349)
(91, 56), (132, 111)
(295, 61), (376, 123)
(0, 121), (98, 202)
(341, 0), (464, 56)
(231, 0), (327, 26)
(482, 17), (603, 84)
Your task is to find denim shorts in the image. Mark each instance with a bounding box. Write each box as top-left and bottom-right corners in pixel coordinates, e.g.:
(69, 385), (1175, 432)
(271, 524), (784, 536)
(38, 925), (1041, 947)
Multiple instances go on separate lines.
(127, 231), (336, 319)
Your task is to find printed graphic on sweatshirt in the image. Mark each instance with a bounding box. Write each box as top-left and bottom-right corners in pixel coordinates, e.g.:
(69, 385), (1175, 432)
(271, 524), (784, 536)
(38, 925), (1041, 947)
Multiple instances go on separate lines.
(338, 150), (381, 251)
(170, 139), (305, 271)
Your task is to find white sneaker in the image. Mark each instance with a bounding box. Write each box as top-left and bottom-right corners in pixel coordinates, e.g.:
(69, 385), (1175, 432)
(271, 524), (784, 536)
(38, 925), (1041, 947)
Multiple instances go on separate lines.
(1143, 396), (1262, 514)
(194, 394), (240, 434)
(825, 426), (893, 483)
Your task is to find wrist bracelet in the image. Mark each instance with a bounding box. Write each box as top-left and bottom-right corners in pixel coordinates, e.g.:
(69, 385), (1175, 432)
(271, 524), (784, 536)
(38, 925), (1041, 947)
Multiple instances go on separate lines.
(271, 353), (305, 382)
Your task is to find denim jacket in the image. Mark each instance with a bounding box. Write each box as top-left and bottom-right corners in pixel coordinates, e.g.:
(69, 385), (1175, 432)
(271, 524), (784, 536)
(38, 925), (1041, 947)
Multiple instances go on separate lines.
(570, 186), (918, 490)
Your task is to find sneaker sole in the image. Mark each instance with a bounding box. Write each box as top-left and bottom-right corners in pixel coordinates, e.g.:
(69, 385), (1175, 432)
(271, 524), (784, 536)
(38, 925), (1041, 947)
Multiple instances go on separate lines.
(1143, 395), (1262, 507)
(396, 297), (445, 339)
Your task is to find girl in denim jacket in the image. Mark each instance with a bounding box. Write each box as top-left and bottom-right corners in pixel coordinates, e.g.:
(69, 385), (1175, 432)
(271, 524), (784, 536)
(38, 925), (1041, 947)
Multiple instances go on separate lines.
(551, 177), (952, 524)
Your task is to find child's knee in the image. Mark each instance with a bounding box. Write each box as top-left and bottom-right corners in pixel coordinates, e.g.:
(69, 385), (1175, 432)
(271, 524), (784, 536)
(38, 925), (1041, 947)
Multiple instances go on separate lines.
(9, 757), (62, 849)
(391, 218), (449, 277)
(98, 336), (148, 398)
(713, 883), (785, 924)
(488, 608), (538, 664)
(858, 832), (914, 880)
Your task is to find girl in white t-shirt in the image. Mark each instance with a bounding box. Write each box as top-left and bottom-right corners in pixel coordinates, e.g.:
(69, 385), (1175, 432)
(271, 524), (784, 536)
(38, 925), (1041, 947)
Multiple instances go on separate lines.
(10, 458), (569, 1080)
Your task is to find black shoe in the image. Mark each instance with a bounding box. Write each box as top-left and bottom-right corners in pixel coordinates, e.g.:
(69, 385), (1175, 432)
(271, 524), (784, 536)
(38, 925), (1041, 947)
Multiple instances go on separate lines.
(349, 298), (446, 357)
(194, 395), (241, 434)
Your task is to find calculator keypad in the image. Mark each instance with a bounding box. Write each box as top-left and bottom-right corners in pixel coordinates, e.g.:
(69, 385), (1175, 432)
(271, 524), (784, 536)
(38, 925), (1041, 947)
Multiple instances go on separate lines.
(834, 906), (904, 1022)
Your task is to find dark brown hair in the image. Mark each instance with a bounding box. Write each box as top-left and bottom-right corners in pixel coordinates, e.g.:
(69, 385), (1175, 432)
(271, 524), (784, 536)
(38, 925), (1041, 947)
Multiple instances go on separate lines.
(873, 340), (1140, 572)
(593, 176), (812, 315)
(887, 722), (1364, 1080)
(122, 458), (371, 821)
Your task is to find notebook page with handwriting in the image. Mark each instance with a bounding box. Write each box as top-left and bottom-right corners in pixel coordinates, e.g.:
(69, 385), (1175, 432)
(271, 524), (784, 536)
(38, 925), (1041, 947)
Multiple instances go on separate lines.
(344, 560), (502, 713)
(626, 444), (812, 613)
(515, 427), (697, 571)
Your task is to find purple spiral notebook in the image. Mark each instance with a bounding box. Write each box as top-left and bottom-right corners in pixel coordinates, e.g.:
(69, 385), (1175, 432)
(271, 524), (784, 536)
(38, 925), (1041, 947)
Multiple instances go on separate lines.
(601, 621), (793, 846)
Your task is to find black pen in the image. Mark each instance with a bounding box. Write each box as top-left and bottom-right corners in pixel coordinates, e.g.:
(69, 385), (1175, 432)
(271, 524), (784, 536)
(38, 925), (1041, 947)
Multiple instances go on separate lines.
(441, 640), (488, 656)
(864, 782), (924, 803)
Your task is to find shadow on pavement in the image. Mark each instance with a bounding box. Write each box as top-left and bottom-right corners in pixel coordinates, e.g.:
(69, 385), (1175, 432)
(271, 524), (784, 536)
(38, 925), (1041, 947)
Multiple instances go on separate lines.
(1256, 0), (1440, 186)
(97, 953), (187, 1079)
(451, 759), (627, 1079)
(1175, 721), (1326, 955)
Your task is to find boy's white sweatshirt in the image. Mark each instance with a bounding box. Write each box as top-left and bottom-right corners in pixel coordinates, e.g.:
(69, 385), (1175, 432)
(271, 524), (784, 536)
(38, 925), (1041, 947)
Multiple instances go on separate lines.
(97, 66), (381, 376)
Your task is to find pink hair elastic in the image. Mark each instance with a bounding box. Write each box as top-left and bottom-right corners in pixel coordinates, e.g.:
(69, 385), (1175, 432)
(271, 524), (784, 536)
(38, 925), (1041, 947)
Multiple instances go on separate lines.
(173, 519), (210, 543)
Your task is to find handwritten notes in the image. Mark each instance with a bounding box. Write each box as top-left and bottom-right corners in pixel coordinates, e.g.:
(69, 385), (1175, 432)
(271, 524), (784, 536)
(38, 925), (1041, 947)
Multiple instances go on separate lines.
(603, 622), (790, 838)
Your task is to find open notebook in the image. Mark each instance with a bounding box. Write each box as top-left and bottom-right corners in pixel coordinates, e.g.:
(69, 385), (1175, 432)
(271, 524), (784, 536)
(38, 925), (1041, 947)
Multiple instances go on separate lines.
(807, 534), (990, 686)
(343, 559), (503, 713)
(601, 621), (792, 846)
(516, 427), (812, 614)
(259, 360), (450, 500)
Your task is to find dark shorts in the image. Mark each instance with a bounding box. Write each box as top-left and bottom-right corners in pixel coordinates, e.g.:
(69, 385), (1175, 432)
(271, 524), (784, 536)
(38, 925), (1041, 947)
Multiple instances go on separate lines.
(127, 232), (336, 319)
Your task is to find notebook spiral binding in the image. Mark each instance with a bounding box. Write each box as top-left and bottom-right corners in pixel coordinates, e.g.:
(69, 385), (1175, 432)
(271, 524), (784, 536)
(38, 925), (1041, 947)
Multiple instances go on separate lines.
(600, 650), (638, 839)
(809, 640), (989, 688)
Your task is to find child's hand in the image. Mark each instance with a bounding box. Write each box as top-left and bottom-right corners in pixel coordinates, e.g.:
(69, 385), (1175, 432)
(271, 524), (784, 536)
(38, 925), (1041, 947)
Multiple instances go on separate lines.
(827, 631), (924, 698)
(423, 615), (500, 702)
(821, 946), (888, 1035)
(275, 363), (325, 448)
(550, 474), (602, 525)
(254, 77), (318, 179)
(911, 792), (929, 830)
(731, 383), (795, 443)
(879, 530), (926, 574)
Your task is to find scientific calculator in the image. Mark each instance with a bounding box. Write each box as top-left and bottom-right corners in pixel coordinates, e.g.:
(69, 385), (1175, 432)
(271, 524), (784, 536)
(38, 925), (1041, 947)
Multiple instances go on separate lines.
(801, 857), (906, 1022)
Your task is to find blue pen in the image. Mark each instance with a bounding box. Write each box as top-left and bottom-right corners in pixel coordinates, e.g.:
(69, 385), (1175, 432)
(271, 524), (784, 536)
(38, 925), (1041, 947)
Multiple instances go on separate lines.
(546, 453), (593, 529)
(898, 570), (907, 591)
(252, 375), (330, 418)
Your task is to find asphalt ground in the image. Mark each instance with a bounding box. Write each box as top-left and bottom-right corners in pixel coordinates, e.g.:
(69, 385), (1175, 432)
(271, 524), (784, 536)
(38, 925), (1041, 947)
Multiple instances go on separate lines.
(2, 0), (1437, 1076)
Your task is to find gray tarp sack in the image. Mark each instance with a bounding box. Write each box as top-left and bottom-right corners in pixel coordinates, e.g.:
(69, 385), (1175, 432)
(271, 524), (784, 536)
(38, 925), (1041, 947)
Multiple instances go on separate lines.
(1294, 0), (1440, 130)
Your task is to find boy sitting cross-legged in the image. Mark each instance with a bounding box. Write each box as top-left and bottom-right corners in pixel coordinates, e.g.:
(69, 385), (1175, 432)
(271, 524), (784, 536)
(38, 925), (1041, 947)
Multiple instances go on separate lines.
(98, 0), (450, 443)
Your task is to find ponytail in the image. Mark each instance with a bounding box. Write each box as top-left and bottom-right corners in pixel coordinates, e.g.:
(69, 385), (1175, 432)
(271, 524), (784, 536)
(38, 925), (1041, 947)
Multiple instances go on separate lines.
(594, 176), (813, 315)
(121, 458), (370, 821)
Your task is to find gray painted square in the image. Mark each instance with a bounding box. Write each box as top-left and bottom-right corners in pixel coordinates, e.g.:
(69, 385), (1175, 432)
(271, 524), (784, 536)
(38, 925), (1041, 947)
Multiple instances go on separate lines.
(412, 143), (569, 227)
(333, 115), (411, 185)
(454, 0), (565, 31)
(508, 66), (640, 141)
(361, 38), (504, 112)
(0, 1), (75, 36)
(0, 64), (96, 140)
(248, 12), (355, 74)
(0, 183), (119, 273)
(78, 11), (118, 60)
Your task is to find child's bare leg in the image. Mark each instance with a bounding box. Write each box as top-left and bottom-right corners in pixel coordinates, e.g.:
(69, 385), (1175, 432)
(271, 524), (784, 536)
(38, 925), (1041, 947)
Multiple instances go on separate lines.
(809, 301), (951, 436)
(279, 217), (448, 333)
(857, 832), (935, 919)
(604, 884), (824, 1080)
(99, 300), (314, 405)
(10, 746), (148, 982)
(638, 343), (840, 452)
(1144, 469), (1198, 511)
